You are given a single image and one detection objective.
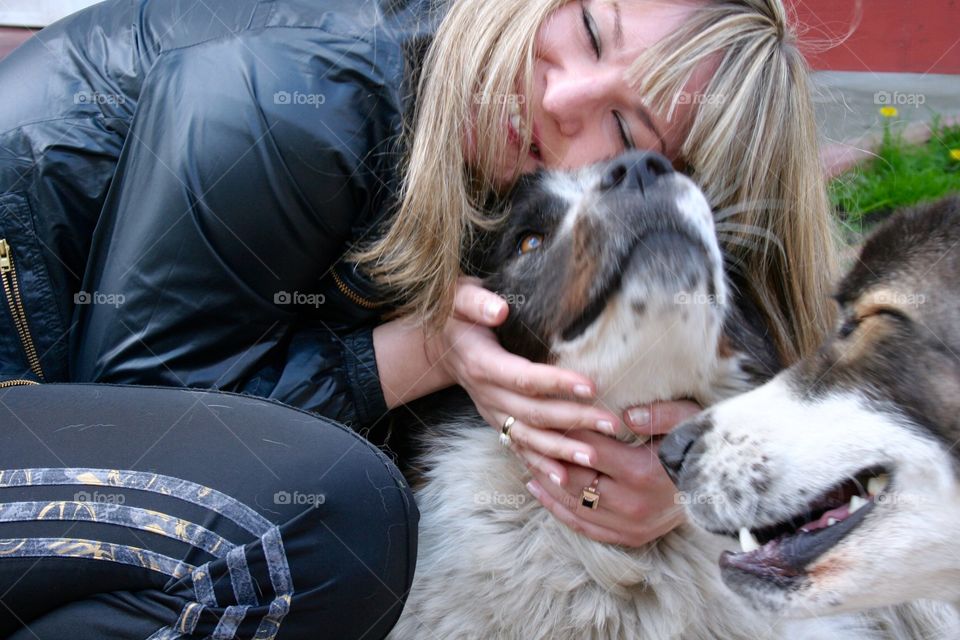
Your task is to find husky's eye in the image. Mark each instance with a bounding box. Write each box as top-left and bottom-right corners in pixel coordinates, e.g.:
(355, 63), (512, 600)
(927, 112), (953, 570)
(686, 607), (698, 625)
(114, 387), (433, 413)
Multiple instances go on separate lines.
(839, 306), (907, 339)
(838, 317), (859, 339)
(517, 233), (544, 256)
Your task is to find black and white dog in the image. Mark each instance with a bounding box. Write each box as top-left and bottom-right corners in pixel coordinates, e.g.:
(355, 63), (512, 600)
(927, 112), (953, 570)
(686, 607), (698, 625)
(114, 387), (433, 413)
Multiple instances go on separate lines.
(661, 196), (960, 630)
(387, 153), (947, 639)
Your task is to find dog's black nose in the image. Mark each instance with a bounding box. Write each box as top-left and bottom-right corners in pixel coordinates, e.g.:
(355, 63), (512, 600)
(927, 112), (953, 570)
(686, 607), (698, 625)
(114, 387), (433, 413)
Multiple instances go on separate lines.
(600, 150), (674, 193)
(659, 415), (712, 485)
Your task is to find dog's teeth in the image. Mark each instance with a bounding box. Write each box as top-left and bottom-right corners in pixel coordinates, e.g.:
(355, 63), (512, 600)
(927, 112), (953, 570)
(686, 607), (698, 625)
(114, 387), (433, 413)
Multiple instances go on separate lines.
(827, 517), (838, 527)
(849, 495), (867, 513)
(738, 527), (761, 553)
(867, 474), (889, 496)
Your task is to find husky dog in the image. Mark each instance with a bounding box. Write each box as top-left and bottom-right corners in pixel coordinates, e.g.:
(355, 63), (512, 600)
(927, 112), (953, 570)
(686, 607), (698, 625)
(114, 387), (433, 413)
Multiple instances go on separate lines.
(387, 152), (938, 639)
(660, 196), (960, 634)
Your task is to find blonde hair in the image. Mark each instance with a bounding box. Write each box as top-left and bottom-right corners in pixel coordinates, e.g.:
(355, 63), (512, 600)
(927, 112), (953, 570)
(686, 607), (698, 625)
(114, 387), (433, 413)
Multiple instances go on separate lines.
(352, 0), (837, 364)
(631, 0), (838, 362)
(350, 0), (563, 324)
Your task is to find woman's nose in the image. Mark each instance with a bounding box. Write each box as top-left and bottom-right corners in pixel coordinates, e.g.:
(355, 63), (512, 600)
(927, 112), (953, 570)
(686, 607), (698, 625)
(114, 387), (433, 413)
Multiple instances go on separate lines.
(542, 68), (619, 136)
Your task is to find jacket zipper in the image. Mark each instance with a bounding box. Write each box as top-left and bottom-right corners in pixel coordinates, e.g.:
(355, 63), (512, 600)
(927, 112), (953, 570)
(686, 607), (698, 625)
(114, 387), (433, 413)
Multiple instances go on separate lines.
(0, 239), (45, 381)
(0, 379), (39, 389)
(331, 268), (381, 310)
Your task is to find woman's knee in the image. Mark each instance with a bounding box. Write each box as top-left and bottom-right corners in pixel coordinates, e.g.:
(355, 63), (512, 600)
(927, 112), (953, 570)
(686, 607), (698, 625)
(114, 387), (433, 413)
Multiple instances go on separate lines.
(258, 425), (419, 637)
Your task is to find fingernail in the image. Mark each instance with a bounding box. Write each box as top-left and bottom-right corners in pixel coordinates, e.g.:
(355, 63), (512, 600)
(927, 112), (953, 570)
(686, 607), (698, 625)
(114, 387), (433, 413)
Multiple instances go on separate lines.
(628, 407), (651, 426)
(549, 472), (563, 487)
(526, 480), (542, 498)
(573, 384), (593, 399)
(574, 452), (591, 467)
(597, 419), (615, 435)
(484, 299), (504, 321)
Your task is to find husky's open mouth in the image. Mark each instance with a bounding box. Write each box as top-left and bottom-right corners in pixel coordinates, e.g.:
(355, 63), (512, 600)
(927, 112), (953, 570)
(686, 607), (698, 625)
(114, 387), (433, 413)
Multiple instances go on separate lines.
(716, 466), (892, 587)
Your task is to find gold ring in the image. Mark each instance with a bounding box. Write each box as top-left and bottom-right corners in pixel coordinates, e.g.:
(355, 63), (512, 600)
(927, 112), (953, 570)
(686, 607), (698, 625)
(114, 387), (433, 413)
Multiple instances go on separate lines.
(580, 476), (601, 510)
(499, 415), (516, 447)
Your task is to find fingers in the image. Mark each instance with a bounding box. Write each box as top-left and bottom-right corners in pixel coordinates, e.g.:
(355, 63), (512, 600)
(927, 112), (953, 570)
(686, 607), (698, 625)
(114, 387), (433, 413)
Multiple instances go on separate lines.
(507, 422), (597, 467)
(526, 478), (629, 545)
(452, 277), (508, 326)
(449, 316), (600, 403)
(624, 400), (703, 437)
(492, 388), (617, 435)
(515, 433), (687, 547)
(554, 430), (666, 487)
(517, 451), (636, 508)
(513, 444), (568, 488)
(476, 354), (600, 403)
(525, 478), (686, 547)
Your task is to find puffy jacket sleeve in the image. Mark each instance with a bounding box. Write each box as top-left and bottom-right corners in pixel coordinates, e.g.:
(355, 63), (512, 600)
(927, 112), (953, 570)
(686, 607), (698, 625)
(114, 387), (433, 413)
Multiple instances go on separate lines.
(246, 325), (388, 433)
(71, 21), (406, 431)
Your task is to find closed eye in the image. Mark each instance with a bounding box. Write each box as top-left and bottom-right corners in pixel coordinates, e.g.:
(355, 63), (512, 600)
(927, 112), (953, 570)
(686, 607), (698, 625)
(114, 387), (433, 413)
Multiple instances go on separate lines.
(839, 306), (909, 339)
(838, 317), (859, 339)
(581, 2), (635, 151)
(581, 1), (600, 58)
(614, 111), (635, 149)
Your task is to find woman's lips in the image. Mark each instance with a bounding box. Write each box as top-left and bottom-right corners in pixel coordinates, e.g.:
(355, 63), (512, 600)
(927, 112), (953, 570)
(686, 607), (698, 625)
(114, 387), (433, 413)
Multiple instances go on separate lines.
(531, 122), (542, 161)
(508, 120), (542, 161)
(506, 116), (522, 145)
(505, 99), (543, 163)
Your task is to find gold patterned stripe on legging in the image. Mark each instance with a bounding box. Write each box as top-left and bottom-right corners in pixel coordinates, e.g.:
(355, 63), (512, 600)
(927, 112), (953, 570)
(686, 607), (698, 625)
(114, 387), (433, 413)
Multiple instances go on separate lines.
(213, 604), (250, 639)
(0, 537), (192, 578)
(0, 468), (294, 640)
(147, 604), (251, 640)
(226, 545), (258, 605)
(145, 602), (205, 640)
(0, 468), (273, 536)
(259, 526), (293, 630)
(0, 500), (234, 558)
(253, 592), (292, 640)
(145, 585), (292, 640)
(175, 601), (204, 634)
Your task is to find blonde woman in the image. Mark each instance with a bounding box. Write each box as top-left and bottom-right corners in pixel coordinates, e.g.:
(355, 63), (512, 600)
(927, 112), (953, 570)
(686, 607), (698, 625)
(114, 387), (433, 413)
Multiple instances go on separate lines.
(367, 0), (836, 548)
(0, 0), (832, 636)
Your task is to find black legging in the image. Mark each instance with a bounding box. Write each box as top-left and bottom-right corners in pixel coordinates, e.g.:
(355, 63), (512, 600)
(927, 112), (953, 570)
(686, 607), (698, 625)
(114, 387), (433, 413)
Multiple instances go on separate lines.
(0, 383), (418, 639)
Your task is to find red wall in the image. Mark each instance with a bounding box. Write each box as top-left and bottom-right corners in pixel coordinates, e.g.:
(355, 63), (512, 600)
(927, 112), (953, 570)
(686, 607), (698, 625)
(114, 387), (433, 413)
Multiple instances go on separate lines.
(0, 27), (33, 60)
(790, 0), (960, 74)
(3, 5), (959, 74)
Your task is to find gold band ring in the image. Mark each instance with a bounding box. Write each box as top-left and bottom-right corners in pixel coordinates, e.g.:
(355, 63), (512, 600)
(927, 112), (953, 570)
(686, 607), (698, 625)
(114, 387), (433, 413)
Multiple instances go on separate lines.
(499, 415), (516, 447)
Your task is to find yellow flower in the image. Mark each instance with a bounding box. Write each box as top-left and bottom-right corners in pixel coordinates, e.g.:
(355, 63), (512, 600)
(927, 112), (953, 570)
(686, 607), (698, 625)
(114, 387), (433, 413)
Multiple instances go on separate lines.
(951, 149), (960, 162)
(880, 106), (898, 118)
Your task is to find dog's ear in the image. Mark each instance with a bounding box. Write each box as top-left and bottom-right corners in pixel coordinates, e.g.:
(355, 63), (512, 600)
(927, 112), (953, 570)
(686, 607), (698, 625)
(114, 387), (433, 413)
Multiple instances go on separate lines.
(462, 230), (499, 281)
(462, 190), (515, 281)
(494, 317), (551, 364)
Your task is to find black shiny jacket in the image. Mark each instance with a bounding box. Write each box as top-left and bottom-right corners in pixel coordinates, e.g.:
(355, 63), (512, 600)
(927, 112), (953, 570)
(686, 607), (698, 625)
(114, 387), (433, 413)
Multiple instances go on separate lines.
(0, 0), (438, 434)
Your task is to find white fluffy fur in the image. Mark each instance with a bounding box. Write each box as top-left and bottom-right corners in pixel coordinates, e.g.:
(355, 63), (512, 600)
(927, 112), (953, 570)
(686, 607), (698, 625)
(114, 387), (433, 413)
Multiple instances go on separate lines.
(390, 421), (891, 639)
(388, 173), (927, 639)
(687, 376), (960, 624)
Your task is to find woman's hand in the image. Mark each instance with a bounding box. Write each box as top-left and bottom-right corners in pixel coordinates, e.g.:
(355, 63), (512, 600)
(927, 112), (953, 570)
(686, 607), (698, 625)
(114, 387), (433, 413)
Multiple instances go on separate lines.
(423, 276), (621, 479)
(520, 400), (703, 547)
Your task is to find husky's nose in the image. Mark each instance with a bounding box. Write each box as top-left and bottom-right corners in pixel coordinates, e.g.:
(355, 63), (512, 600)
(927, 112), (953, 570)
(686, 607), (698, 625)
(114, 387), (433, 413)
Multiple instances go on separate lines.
(599, 150), (674, 193)
(659, 414), (712, 485)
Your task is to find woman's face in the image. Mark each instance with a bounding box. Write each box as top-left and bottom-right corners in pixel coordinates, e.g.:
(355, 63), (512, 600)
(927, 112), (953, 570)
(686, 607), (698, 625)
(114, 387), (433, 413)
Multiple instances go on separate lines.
(487, 0), (710, 185)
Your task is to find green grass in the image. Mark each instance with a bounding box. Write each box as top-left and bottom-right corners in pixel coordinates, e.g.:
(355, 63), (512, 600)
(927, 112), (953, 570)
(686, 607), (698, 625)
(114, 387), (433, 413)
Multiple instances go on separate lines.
(830, 116), (960, 231)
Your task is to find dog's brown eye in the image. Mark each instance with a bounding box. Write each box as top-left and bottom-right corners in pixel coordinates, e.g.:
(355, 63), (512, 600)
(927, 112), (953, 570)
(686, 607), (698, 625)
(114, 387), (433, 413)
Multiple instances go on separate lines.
(518, 233), (544, 256)
(838, 317), (859, 339)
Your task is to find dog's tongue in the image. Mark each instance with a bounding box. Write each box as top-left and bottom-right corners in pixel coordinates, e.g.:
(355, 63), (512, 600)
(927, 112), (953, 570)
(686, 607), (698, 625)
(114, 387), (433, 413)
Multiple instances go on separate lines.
(800, 503), (851, 533)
